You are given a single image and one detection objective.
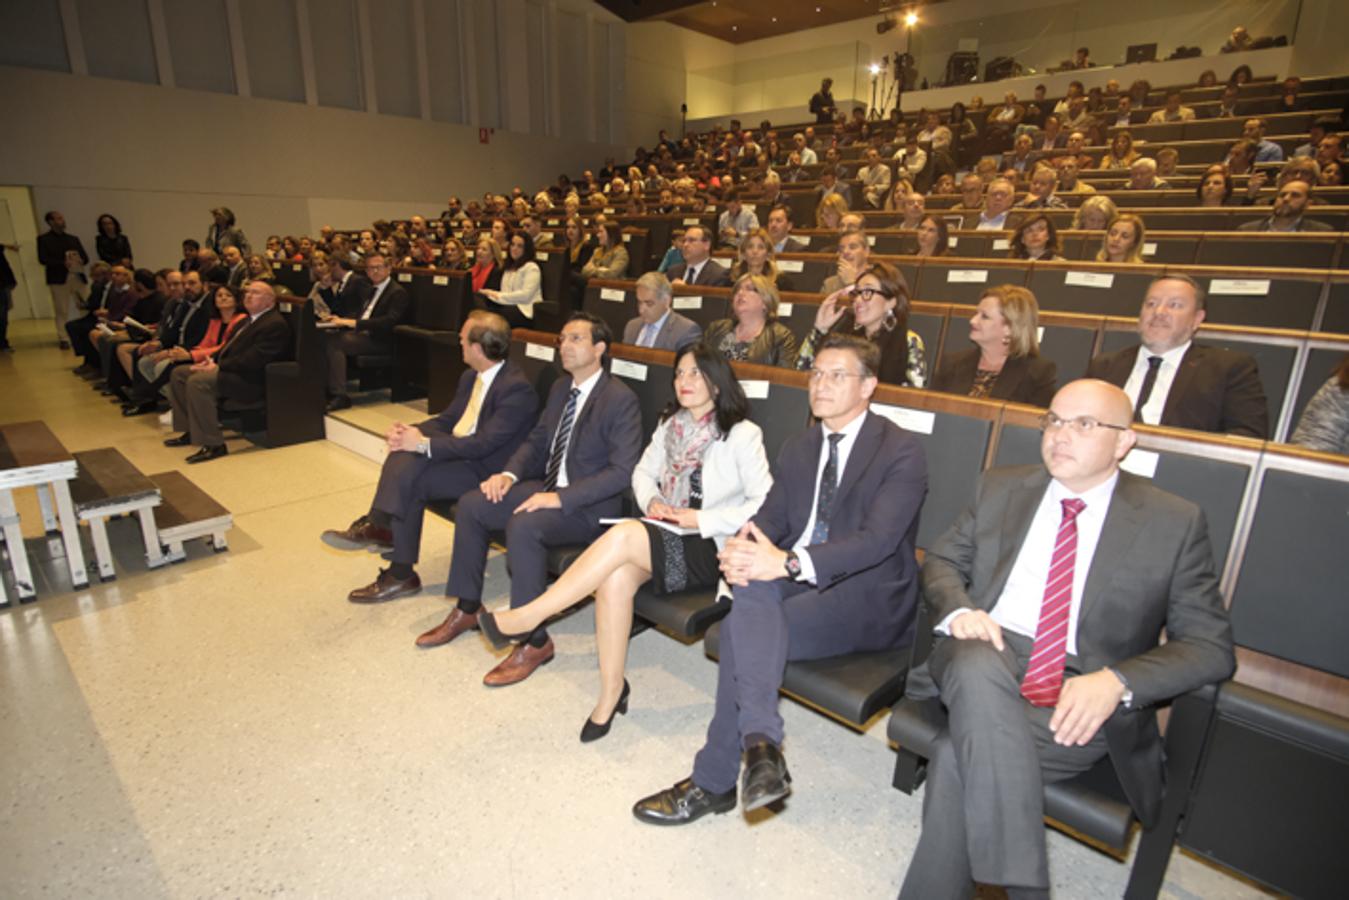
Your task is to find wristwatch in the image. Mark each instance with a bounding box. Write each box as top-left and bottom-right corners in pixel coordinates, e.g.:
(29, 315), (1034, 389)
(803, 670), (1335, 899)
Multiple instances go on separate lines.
(417, 438), (431, 457)
(784, 551), (802, 579)
(1107, 667), (1134, 708)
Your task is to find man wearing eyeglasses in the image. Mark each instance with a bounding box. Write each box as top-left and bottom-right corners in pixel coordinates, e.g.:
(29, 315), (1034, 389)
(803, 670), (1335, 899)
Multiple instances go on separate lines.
(897, 378), (1235, 898)
(1085, 274), (1268, 438)
(633, 333), (928, 826)
(322, 252), (412, 412)
(418, 312), (642, 686)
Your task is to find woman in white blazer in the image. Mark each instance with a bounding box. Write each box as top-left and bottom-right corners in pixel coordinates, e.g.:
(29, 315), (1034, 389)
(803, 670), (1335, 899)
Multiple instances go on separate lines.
(480, 342), (773, 741)
(478, 229), (540, 326)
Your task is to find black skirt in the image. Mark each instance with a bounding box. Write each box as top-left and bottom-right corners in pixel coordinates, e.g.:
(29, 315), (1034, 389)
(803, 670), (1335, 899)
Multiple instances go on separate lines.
(642, 522), (721, 595)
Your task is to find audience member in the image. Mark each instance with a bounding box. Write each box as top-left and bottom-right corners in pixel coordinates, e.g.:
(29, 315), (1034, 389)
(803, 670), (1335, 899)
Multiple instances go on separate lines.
(479, 231), (543, 327)
(1055, 158), (1095, 194)
(415, 312), (642, 685)
(766, 204), (806, 254)
(579, 222), (630, 285)
(729, 229), (790, 290)
(950, 174), (985, 212)
(164, 280), (291, 463)
(1290, 354), (1349, 455)
(1242, 118), (1285, 162)
(634, 333), (927, 826)
(1148, 89), (1196, 123)
(1099, 131), (1139, 170)
(623, 272), (702, 350)
(323, 253), (412, 410)
(37, 210), (89, 348)
(1018, 166), (1068, 209)
(1086, 275), (1268, 437)
(969, 178), (1017, 231)
(932, 285), (1056, 406)
(206, 207), (250, 257)
(856, 148), (892, 210)
(1009, 214), (1062, 261)
(332, 310), (539, 596)
(667, 225), (731, 287)
(798, 261), (926, 388)
(478, 343), (773, 740)
(1126, 158), (1170, 191)
(809, 78), (836, 123)
(820, 230), (870, 294)
(815, 166), (853, 209)
(95, 214), (133, 265)
(1237, 179), (1333, 231)
(897, 377), (1234, 898)
(1097, 214), (1147, 263)
(703, 275), (798, 368)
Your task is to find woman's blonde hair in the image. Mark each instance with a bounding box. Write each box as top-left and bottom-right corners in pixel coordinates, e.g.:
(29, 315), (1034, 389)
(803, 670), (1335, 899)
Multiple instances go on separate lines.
(1072, 195), (1119, 229)
(731, 273), (781, 320)
(981, 284), (1041, 358)
(731, 228), (780, 281)
(815, 193), (850, 228)
(1096, 214), (1146, 263)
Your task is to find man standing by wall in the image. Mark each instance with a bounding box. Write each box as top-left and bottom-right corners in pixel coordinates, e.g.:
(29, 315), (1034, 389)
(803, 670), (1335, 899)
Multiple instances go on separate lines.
(37, 210), (88, 349)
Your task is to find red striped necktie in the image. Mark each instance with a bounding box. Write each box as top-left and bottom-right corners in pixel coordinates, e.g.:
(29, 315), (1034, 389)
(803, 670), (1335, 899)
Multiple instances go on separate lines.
(1020, 498), (1087, 707)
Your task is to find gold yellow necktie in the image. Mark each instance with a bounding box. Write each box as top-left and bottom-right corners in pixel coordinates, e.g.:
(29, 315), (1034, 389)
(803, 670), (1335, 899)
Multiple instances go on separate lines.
(452, 376), (485, 437)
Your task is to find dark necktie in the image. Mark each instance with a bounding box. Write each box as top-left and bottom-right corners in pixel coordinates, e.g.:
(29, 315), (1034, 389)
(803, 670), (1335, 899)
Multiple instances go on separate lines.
(1021, 498), (1087, 707)
(686, 264), (700, 285)
(809, 433), (845, 544)
(543, 388), (581, 490)
(1133, 355), (1164, 423)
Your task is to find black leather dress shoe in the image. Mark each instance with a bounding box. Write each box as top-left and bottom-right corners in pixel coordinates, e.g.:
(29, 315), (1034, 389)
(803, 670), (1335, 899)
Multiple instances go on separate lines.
(163, 433), (192, 447)
(348, 568), (422, 603)
(122, 400), (157, 417)
(740, 742), (791, 812)
(326, 395), (352, 412)
(632, 777), (736, 826)
(186, 444), (228, 464)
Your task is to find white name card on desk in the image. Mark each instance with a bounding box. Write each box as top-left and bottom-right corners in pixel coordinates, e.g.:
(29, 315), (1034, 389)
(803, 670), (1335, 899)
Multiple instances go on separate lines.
(536, 252), (548, 261)
(948, 269), (988, 283)
(433, 275), (449, 286)
(714, 257), (732, 268)
(799, 235), (811, 246)
(525, 343), (556, 362)
(1120, 448), (1159, 479)
(272, 262), (282, 270)
(1037, 326), (1045, 341)
(867, 235), (877, 246)
(1142, 242), (1158, 256)
(622, 233), (632, 242)
(397, 273), (413, 282)
(777, 302), (794, 317)
(1210, 278), (1271, 296)
(948, 236), (959, 248)
(673, 296), (703, 310)
(741, 380), (770, 399)
(778, 259), (805, 273)
(292, 264), (303, 272)
(279, 302), (293, 313)
(683, 217), (700, 225)
(611, 359), (648, 381)
(870, 404), (935, 434)
(992, 238), (1010, 251)
(604, 208), (616, 214)
(1064, 271), (1114, 289)
(600, 288), (626, 302)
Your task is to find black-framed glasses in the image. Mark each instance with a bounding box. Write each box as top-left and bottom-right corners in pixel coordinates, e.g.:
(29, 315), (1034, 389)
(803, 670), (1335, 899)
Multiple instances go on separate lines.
(853, 287), (894, 302)
(1039, 412), (1129, 434)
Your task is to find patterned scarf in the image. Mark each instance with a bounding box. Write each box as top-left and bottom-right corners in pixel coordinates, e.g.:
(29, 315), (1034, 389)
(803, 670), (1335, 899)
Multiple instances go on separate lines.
(659, 408), (719, 508)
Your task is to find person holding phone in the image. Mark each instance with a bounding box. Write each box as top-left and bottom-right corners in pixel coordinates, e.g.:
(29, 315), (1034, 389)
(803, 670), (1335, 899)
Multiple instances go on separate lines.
(477, 342), (773, 742)
(797, 261), (927, 388)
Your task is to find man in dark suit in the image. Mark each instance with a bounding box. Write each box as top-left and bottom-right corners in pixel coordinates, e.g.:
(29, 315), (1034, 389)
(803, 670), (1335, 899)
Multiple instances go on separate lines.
(664, 225), (731, 287)
(164, 280), (292, 463)
(323, 252), (412, 411)
(1085, 275), (1268, 438)
(37, 210), (89, 347)
(318, 253), (373, 319)
(765, 204), (808, 255)
(337, 311), (539, 599)
(420, 312), (643, 686)
(1235, 178), (1334, 232)
(897, 379), (1235, 898)
(622, 272), (702, 350)
(221, 246), (248, 289)
(633, 334), (928, 825)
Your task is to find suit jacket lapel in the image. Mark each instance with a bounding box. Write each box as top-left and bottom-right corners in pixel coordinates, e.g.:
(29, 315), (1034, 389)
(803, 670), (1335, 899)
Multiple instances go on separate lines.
(564, 372), (604, 464)
(1161, 344), (1201, 425)
(830, 413), (881, 512)
(1078, 475), (1146, 630)
(985, 470), (1047, 606)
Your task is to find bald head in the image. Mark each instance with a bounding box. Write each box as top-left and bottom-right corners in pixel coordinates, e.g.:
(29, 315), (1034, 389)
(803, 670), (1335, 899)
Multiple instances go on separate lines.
(1041, 379), (1137, 494)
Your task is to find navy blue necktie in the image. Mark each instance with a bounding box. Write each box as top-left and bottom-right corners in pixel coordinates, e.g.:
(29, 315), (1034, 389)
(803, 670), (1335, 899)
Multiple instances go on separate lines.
(544, 388), (581, 490)
(810, 433), (845, 544)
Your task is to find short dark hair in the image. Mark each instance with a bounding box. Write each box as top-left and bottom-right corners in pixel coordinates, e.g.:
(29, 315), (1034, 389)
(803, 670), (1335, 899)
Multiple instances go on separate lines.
(684, 224), (711, 244)
(1149, 273), (1207, 312)
(182, 238), (200, 251)
(665, 341), (751, 437)
(817, 332), (881, 379)
(465, 309), (511, 360)
(133, 268), (156, 291)
(44, 210), (59, 225)
(768, 203), (793, 223)
(568, 310), (612, 350)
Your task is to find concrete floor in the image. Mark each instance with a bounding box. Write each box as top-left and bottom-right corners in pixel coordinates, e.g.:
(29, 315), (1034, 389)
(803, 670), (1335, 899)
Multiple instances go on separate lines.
(0, 319), (1269, 898)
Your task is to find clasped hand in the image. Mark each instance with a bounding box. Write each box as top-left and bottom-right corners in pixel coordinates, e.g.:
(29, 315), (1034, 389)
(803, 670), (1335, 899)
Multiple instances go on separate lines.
(718, 521), (787, 586)
(948, 609), (1126, 746)
(385, 423), (424, 453)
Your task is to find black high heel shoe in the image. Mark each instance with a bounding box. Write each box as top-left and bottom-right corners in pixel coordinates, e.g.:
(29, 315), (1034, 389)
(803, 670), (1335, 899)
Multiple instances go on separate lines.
(477, 609), (532, 650)
(580, 679), (631, 743)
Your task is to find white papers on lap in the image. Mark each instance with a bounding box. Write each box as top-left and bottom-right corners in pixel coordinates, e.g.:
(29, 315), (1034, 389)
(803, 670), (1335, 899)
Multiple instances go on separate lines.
(598, 516), (699, 536)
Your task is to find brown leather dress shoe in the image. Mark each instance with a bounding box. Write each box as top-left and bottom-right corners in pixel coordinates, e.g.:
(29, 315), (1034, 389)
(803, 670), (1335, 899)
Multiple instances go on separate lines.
(482, 638), (554, 687)
(348, 568), (422, 604)
(322, 515), (394, 551)
(415, 608), (479, 648)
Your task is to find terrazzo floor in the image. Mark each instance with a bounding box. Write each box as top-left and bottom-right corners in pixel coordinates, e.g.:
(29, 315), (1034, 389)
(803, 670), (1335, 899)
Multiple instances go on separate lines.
(0, 319), (1270, 898)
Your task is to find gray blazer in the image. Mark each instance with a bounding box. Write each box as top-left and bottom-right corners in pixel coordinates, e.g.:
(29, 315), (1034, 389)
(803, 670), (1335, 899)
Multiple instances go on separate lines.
(916, 466), (1236, 826)
(622, 311), (703, 350)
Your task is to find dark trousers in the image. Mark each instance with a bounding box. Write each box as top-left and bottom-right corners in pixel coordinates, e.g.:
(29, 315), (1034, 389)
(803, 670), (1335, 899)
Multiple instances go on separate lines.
(690, 578), (902, 794)
(383, 452), (483, 566)
(898, 633), (1108, 898)
(66, 315), (99, 362)
(446, 479), (603, 637)
(325, 329), (388, 395)
(0, 286), (11, 348)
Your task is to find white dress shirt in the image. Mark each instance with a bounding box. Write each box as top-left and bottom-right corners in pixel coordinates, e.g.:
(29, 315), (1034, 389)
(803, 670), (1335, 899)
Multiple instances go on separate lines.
(940, 472), (1118, 655)
(976, 210), (1010, 230)
(362, 278), (389, 320)
(1123, 341), (1190, 425)
(791, 410), (869, 583)
(637, 310), (671, 348)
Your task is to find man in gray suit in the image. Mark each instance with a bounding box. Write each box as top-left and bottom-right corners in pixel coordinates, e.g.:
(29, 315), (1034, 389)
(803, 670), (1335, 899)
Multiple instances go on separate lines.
(622, 272), (702, 350)
(898, 378), (1235, 899)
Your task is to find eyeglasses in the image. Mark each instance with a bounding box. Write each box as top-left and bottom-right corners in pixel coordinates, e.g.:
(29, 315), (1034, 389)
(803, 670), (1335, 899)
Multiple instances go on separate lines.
(809, 369), (865, 385)
(852, 287), (894, 302)
(1038, 412), (1129, 434)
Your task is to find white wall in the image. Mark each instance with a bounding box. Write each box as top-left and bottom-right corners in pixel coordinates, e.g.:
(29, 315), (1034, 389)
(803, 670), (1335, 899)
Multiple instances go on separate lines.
(0, 66), (625, 301)
(624, 22), (733, 146)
